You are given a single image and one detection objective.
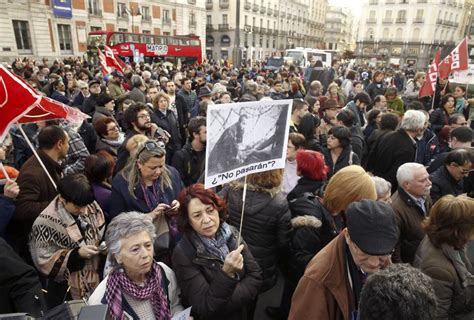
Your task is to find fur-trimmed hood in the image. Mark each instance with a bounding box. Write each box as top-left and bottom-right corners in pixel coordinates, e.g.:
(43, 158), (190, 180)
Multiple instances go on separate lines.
(291, 215), (322, 229)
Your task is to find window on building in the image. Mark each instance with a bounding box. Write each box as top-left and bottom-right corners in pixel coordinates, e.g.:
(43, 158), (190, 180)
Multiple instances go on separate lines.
(369, 10), (376, 20)
(118, 28), (128, 32)
(395, 27), (403, 39)
(252, 17), (256, 26)
(416, 9), (423, 20)
(143, 30), (151, 34)
(244, 15), (248, 25)
(163, 9), (170, 21)
(412, 27), (420, 40)
(12, 20), (32, 53)
(383, 27), (389, 37)
(207, 15), (212, 25)
(190, 13), (196, 26)
(223, 14), (228, 24)
(397, 10), (406, 21)
(385, 10), (392, 19)
(260, 18), (263, 28)
(117, 2), (127, 17)
(367, 28), (374, 39)
(142, 6), (151, 20)
(90, 26), (102, 31)
(163, 31), (171, 35)
(88, 0), (100, 15)
(57, 24), (73, 54)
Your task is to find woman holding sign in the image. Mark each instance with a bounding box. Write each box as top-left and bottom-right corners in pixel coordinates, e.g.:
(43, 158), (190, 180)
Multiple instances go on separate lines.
(172, 184), (262, 320)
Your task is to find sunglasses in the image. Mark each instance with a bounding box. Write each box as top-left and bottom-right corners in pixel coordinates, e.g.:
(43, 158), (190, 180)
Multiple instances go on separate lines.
(136, 140), (166, 159)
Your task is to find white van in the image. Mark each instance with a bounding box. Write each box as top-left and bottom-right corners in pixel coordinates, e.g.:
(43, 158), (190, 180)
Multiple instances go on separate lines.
(284, 48), (332, 68)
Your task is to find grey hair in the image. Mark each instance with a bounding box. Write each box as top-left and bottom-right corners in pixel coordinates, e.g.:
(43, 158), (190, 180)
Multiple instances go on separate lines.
(142, 70), (151, 79)
(396, 162), (425, 186)
(400, 110), (425, 131)
(131, 75), (144, 88)
(106, 211), (156, 271)
(122, 140), (172, 198)
(359, 263), (436, 320)
(371, 176), (392, 199)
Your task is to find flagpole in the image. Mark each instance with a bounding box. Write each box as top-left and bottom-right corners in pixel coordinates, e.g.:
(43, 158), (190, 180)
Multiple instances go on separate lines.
(0, 162), (10, 181)
(237, 175), (248, 246)
(17, 124), (57, 190)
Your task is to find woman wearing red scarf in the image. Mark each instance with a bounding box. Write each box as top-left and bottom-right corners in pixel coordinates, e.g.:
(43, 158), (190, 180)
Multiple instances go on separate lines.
(88, 211), (183, 319)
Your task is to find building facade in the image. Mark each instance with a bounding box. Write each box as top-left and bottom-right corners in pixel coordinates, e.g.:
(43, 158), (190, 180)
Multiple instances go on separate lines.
(204, 0), (327, 63)
(355, 0), (464, 69)
(0, 0), (206, 61)
(325, 6), (355, 52)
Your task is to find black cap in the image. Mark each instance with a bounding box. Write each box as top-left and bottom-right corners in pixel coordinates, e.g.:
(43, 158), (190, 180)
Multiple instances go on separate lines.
(96, 94), (114, 106)
(346, 200), (399, 256)
(88, 79), (101, 87)
(198, 86), (212, 98)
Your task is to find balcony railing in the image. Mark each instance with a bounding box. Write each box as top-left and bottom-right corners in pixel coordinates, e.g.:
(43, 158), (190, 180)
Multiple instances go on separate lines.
(261, 27), (267, 34)
(366, 19), (377, 24)
(163, 18), (172, 25)
(413, 17), (424, 23)
(188, 0), (196, 4)
(260, 6), (266, 13)
(369, 0), (378, 4)
(382, 18), (393, 23)
(385, 0), (395, 3)
(252, 26), (259, 33)
(252, 3), (259, 12)
(395, 18), (406, 23)
(274, 9), (279, 17)
(267, 8), (272, 15)
(206, 24), (214, 31)
(218, 23), (229, 30)
(89, 9), (103, 17)
(189, 20), (197, 27)
(142, 15), (152, 22)
(244, 1), (251, 9)
(280, 11), (286, 18)
(206, 1), (213, 9)
(219, 0), (229, 9)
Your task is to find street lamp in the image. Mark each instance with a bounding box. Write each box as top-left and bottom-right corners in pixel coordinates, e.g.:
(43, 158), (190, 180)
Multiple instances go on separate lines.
(122, 6), (142, 31)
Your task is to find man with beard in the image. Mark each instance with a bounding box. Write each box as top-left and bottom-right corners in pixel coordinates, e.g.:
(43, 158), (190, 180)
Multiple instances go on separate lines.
(391, 163), (432, 264)
(178, 78), (197, 118)
(9, 125), (69, 261)
(171, 116), (206, 186)
(114, 102), (167, 173)
(316, 99), (342, 148)
(107, 70), (129, 111)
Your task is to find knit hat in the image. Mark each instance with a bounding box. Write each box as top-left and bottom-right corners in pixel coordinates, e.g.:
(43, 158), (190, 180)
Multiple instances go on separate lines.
(97, 94), (114, 106)
(346, 200), (399, 256)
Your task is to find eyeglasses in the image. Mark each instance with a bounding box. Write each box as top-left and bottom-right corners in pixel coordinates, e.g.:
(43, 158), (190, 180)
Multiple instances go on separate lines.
(136, 140), (166, 159)
(456, 122), (468, 126)
(107, 125), (119, 132)
(137, 113), (150, 119)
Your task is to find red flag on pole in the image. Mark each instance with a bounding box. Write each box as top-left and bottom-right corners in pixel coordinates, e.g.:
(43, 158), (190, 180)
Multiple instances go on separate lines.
(97, 47), (112, 75)
(438, 38), (469, 79)
(0, 65), (89, 140)
(103, 45), (126, 73)
(419, 49), (441, 98)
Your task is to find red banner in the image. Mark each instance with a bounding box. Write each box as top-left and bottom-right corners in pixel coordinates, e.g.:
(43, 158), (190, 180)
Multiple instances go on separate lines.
(0, 65), (88, 140)
(103, 45), (125, 73)
(438, 38), (469, 79)
(419, 49), (441, 98)
(98, 48), (111, 75)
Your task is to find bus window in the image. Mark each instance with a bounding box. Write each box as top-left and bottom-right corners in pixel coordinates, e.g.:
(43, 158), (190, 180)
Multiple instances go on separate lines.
(154, 36), (165, 45)
(167, 38), (179, 45)
(189, 39), (200, 46)
(179, 38), (190, 46)
(125, 34), (140, 43)
(87, 34), (106, 47)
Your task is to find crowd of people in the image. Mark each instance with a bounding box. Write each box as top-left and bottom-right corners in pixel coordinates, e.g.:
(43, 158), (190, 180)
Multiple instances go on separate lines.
(0, 55), (473, 320)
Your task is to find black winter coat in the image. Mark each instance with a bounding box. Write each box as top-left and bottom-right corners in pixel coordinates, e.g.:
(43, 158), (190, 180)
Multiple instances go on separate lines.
(172, 226), (262, 320)
(0, 237), (46, 317)
(372, 129), (417, 192)
(287, 194), (343, 284)
(323, 145), (360, 179)
(366, 81), (386, 101)
(220, 185), (291, 291)
(430, 166), (464, 203)
(429, 107), (449, 135)
(287, 177), (325, 202)
(151, 109), (182, 161)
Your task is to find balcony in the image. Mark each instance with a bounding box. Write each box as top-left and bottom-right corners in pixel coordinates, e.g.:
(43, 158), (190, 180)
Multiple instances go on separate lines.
(273, 30), (278, 35)
(163, 18), (171, 25)
(142, 15), (152, 22)
(369, 0), (378, 3)
(252, 3), (259, 12)
(206, 24), (214, 31)
(268, 8), (272, 15)
(219, 0), (229, 9)
(395, 18), (406, 23)
(382, 18), (393, 23)
(206, 1), (213, 9)
(298, 16), (302, 22)
(244, 1), (251, 10)
(385, 0), (395, 3)
(252, 26), (259, 33)
(274, 9), (279, 17)
(189, 20), (197, 27)
(436, 18), (443, 24)
(188, 0), (196, 4)
(260, 6), (266, 13)
(218, 23), (229, 30)
(261, 27), (267, 34)
(366, 18), (377, 24)
(280, 11), (285, 18)
(413, 17), (424, 23)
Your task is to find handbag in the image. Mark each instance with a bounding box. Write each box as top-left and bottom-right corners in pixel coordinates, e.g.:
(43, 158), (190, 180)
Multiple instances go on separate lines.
(153, 213), (171, 259)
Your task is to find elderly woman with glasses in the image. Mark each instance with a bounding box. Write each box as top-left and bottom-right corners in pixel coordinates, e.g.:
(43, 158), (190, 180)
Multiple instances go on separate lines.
(172, 184), (262, 320)
(109, 139), (184, 263)
(89, 211), (184, 319)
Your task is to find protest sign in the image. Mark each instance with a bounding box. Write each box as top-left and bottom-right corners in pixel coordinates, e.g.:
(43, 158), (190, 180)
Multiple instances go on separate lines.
(205, 99), (292, 188)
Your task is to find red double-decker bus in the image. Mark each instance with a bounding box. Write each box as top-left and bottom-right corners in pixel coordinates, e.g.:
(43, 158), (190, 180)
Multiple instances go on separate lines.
(87, 31), (202, 65)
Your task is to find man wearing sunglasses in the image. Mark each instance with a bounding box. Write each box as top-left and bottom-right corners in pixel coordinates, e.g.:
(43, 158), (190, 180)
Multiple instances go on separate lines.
(289, 200), (399, 320)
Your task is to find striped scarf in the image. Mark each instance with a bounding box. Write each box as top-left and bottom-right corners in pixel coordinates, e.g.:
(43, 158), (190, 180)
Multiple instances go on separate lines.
(106, 262), (171, 320)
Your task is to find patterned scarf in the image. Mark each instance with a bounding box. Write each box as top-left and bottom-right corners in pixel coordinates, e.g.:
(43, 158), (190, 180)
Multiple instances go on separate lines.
(106, 262), (171, 320)
(198, 222), (232, 260)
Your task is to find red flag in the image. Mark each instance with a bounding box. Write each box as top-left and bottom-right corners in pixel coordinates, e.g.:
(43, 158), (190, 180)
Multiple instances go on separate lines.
(419, 49), (441, 98)
(97, 48), (112, 75)
(0, 65), (40, 140)
(438, 38), (469, 79)
(0, 65), (89, 140)
(103, 45), (126, 73)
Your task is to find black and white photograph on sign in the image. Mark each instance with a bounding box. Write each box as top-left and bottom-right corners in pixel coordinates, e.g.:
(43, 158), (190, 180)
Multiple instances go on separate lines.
(205, 100), (292, 188)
